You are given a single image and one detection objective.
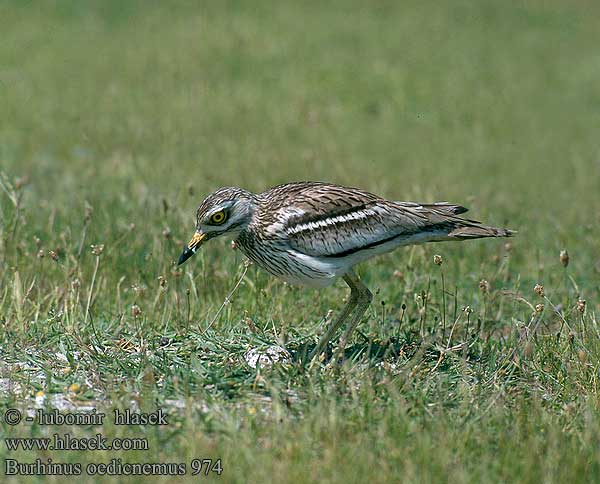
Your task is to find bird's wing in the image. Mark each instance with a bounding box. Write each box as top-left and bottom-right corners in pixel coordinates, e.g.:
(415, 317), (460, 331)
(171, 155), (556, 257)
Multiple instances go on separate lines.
(262, 183), (468, 257)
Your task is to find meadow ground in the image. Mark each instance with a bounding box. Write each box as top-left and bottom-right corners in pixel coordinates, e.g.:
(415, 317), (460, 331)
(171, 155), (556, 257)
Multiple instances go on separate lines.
(1, 1), (600, 482)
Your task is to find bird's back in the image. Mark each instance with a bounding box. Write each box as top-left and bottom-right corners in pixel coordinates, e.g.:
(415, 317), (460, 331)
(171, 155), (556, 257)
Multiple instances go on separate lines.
(236, 181), (513, 286)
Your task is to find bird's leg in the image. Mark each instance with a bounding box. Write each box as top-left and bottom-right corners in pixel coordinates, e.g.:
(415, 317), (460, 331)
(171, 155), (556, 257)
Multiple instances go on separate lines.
(308, 271), (360, 362)
(335, 271), (373, 362)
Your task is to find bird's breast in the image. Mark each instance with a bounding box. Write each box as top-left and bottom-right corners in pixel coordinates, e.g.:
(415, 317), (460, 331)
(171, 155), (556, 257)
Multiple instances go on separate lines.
(235, 229), (339, 287)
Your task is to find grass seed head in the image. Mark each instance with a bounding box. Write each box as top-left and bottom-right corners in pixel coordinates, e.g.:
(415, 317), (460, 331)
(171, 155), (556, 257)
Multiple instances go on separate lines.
(479, 279), (490, 294)
(245, 316), (257, 333)
(131, 284), (146, 297)
(84, 202), (93, 222)
(534, 284), (544, 297)
(560, 249), (569, 267)
(91, 244), (104, 256)
(535, 303), (544, 313)
(37, 249), (45, 258)
(433, 254), (443, 266)
(131, 304), (142, 317)
(576, 299), (586, 314)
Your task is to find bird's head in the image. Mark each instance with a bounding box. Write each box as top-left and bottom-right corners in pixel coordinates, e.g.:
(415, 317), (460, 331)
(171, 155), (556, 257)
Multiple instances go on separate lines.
(178, 187), (256, 265)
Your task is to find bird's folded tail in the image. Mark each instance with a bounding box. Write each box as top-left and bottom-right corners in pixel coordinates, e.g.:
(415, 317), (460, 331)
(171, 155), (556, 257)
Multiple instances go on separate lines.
(412, 202), (515, 241)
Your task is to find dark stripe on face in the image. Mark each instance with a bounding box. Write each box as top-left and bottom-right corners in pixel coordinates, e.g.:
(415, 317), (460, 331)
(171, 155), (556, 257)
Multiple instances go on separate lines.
(205, 220), (244, 237)
(225, 220), (244, 232)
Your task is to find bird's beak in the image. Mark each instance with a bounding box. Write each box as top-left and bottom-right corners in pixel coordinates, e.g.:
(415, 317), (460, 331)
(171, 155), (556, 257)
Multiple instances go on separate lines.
(178, 231), (206, 265)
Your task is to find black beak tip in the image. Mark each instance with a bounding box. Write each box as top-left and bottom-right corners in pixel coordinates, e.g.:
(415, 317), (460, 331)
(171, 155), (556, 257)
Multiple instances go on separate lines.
(178, 248), (193, 266)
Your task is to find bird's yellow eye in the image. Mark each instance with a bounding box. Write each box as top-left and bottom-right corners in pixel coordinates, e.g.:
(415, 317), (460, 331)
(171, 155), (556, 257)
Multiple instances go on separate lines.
(209, 211), (227, 225)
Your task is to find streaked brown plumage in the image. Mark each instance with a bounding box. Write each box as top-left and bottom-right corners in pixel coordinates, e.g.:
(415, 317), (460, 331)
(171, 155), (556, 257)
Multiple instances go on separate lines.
(178, 181), (514, 362)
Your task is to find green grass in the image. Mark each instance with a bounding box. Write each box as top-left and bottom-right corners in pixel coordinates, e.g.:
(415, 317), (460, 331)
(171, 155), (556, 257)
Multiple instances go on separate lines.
(1, 0), (600, 482)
